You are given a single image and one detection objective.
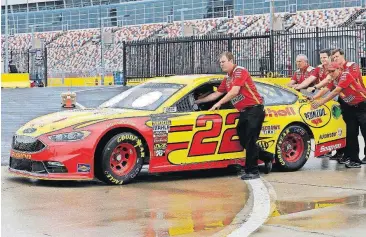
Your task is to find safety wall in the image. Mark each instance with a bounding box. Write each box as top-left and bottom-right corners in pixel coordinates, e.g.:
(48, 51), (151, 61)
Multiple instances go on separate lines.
(48, 76), (114, 87)
(1, 73), (30, 88)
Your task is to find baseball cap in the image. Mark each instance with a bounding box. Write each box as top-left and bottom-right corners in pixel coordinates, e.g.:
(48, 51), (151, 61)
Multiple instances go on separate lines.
(327, 62), (341, 71)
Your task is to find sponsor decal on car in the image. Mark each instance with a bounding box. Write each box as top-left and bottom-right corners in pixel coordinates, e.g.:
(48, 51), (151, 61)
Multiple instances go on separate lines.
(151, 114), (171, 157)
(332, 105), (342, 119)
(299, 104), (331, 128)
(265, 107), (296, 117)
(319, 132), (337, 139)
(77, 164), (90, 173)
(314, 138), (346, 156)
(257, 140), (275, 150)
(10, 150), (31, 159)
(261, 125), (280, 135)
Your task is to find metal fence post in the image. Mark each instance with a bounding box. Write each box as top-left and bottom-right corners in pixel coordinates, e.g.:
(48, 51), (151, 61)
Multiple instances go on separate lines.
(191, 36), (194, 74)
(122, 41), (127, 86)
(44, 47), (48, 87)
(270, 30), (274, 73)
(228, 33), (232, 52)
(315, 27), (320, 65)
(155, 38), (159, 77)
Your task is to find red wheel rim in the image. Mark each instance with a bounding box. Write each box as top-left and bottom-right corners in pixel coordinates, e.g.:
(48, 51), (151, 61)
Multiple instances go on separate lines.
(109, 143), (137, 176)
(280, 133), (304, 163)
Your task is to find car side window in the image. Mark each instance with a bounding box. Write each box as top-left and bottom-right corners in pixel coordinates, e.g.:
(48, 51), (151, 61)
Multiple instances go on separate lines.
(256, 82), (297, 105)
(174, 81), (234, 112)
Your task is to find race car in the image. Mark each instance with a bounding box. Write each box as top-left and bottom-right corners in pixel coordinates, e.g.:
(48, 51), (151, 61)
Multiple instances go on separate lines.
(9, 74), (346, 185)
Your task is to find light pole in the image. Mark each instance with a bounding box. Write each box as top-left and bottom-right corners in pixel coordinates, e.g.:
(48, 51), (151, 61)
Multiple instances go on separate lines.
(177, 7), (206, 37)
(100, 14), (129, 85)
(177, 8), (189, 37)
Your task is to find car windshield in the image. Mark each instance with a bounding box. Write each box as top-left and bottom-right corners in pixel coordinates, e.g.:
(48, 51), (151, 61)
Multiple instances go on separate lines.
(100, 83), (184, 110)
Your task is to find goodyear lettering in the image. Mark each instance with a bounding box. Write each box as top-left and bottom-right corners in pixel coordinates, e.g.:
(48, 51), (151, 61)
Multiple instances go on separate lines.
(11, 151), (31, 159)
(104, 171), (123, 185)
(305, 140), (311, 159)
(265, 107), (296, 117)
(117, 134), (138, 143)
(319, 132), (337, 139)
(320, 143), (342, 153)
(276, 129), (290, 166)
(304, 108), (326, 120)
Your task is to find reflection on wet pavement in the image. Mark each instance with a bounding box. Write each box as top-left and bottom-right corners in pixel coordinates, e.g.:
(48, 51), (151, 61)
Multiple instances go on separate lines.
(2, 167), (248, 237)
(272, 194), (366, 217)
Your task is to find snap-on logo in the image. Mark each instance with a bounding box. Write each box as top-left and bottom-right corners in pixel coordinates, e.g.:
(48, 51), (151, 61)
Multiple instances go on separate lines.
(320, 143), (342, 153)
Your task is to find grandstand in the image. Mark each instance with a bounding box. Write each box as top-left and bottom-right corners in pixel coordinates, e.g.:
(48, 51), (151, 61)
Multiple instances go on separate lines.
(1, 0), (366, 80)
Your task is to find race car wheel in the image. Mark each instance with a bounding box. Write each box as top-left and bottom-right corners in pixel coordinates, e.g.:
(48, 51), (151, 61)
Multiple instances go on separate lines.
(98, 132), (144, 185)
(275, 125), (311, 171)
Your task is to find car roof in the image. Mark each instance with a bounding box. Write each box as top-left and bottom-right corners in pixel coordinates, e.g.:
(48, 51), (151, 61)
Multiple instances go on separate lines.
(146, 74), (285, 88)
(146, 74), (225, 85)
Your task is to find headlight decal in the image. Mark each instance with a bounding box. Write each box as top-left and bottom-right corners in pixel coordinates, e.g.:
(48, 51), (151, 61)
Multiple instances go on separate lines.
(48, 131), (90, 142)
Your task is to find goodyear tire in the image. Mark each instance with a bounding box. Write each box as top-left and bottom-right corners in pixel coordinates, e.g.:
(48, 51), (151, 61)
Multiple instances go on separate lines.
(98, 132), (144, 185)
(275, 125), (311, 171)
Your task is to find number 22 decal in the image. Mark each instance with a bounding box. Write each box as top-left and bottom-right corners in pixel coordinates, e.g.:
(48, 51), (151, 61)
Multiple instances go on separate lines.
(187, 113), (243, 157)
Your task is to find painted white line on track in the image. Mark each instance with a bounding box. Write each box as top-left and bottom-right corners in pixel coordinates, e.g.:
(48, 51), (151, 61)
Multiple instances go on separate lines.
(228, 178), (271, 237)
(75, 102), (86, 109)
(72, 86), (125, 94)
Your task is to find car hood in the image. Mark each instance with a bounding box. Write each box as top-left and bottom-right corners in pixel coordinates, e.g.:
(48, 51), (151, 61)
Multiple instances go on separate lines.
(16, 108), (152, 137)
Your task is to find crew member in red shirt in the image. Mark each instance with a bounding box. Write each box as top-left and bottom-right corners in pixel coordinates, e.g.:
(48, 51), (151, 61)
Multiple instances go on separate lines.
(287, 54), (315, 88)
(329, 48), (366, 162)
(294, 49), (332, 91)
(195, 52), (274, 180)
(310, 62), (366, 168)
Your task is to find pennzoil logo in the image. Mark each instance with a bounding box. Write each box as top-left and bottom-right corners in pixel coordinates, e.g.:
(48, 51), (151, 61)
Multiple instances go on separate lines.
(299, 104), (331, 128)
(11, 151), (31, 159)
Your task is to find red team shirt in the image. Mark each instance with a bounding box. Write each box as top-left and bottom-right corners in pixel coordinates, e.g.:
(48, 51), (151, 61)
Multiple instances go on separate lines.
(343, 61), (365, 88)
(311, 64), (329, 84)
(291, 65), (315, 84)
(218, 65), (263, 111)
(327, 71), (366, 106)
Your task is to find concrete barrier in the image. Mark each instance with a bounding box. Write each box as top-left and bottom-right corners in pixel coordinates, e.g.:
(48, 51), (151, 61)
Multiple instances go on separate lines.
(1, 73), (30, 88)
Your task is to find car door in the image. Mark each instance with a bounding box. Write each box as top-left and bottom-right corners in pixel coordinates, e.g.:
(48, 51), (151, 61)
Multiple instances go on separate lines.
(165, 82), (245, 165)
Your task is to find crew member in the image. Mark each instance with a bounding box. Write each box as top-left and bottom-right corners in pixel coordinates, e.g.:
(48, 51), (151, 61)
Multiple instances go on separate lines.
(294, 49), (332, 91)
(329, 48), (366, 163)
(287, 54), (315, 88)
(310, 62), (366, 168)
(195, 52), (274, 180)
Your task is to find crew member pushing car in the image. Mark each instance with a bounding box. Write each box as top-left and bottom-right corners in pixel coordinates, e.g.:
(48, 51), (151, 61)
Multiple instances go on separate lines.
(195, 52), (274, 180)
(310, 62), (366, 168)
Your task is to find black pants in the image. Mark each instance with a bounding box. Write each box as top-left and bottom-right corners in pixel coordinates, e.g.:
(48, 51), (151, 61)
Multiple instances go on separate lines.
(236, 105), (274, 174)
(342, 101), (366, 162)
(338, 98), (366, 159)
